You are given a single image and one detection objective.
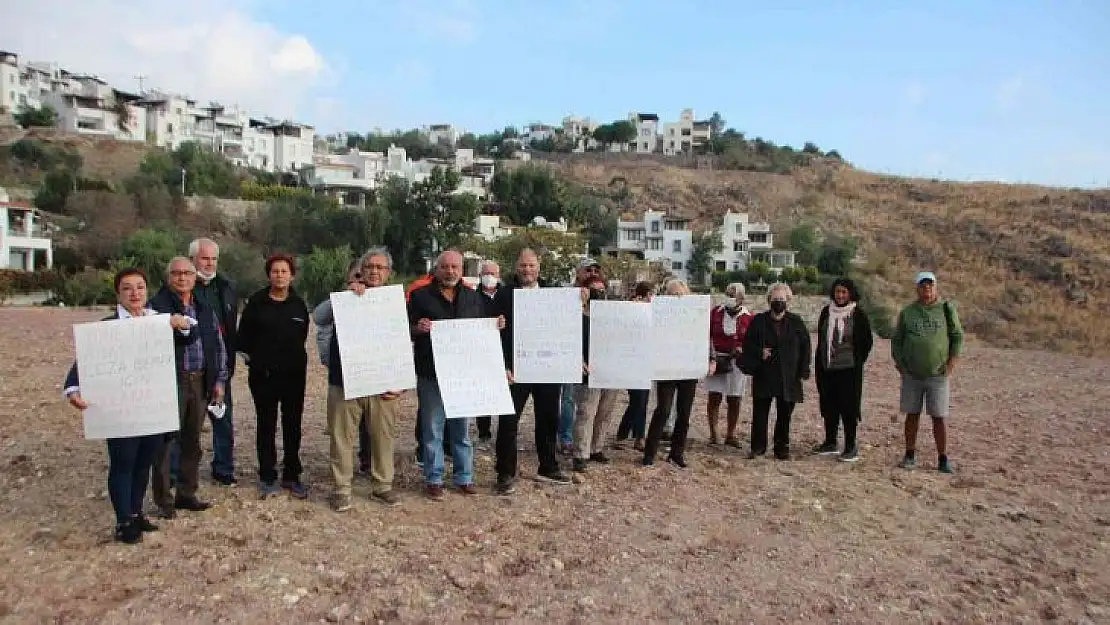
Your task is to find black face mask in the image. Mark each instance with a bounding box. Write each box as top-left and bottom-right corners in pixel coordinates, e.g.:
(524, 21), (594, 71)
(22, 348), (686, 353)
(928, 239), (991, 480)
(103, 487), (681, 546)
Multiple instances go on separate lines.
(588, 288), (606, 301)
(769, 300), (787, 314)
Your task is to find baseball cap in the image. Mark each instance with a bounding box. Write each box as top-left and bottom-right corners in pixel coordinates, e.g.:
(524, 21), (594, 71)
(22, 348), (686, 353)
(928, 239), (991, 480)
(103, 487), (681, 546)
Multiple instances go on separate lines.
(577, 257), (600, 270)
(914, 271), (937, 285)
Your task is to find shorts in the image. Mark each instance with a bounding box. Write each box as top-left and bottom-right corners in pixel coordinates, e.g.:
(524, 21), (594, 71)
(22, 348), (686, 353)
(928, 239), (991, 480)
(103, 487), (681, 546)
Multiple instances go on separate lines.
(705, 367), (747, 398)
(899, 375), (950, 418)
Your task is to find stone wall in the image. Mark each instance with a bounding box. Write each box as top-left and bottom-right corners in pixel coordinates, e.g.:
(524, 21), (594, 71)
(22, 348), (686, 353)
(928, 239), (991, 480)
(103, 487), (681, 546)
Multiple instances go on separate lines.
(184, 196), (266, 222)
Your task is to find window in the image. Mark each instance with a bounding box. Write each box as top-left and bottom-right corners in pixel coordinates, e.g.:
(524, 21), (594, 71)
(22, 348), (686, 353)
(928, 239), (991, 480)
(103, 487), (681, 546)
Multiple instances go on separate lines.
(672, 261), (683, 270)
(733, 262), (741, 271)
(734, 223), (743, 234)
(669, 141), (675, 149)
(650, 221), (660, 233)
(673, 240), (681, 253)
(167, 122), (174, 133)
(669, 128), (675, 136)
(641, 142), (648, 150)
(681, 128), (691, 136)
(649, 239), (662, 250)
(715, 261), (726, 271)
(733, 241), (745, 252)
(626, 229), (643, 241)
(641, 128), (650, 136)
(749, 232), (769, 244)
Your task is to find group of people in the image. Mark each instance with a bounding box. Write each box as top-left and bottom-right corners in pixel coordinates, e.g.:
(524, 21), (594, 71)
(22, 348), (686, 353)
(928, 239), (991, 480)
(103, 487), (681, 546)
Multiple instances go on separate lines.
(63, 238), (965, 544)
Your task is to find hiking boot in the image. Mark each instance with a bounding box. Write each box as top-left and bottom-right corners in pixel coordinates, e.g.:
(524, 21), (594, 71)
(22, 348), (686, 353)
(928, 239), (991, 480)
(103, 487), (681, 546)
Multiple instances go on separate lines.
(330, 494), (352, 512)
(372, 490), (401, 506)
(839, 447), (860, 463)
(813, 441), (839, 456)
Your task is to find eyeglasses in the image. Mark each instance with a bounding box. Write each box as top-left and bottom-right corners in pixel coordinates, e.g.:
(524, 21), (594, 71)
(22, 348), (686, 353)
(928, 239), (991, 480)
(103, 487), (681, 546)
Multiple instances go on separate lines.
(363, 264), (390, 271)
(170, 270), (196, 277)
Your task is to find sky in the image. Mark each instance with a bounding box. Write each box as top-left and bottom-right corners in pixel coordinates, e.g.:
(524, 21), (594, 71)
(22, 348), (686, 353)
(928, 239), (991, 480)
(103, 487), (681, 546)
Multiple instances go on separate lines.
(2, 0), (1108, 187)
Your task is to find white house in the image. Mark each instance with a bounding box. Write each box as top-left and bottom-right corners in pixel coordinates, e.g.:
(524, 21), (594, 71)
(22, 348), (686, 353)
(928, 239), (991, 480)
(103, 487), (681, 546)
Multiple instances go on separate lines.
(627, 112), (660, 154)
(0, 187), (53, 271)
(561, 115), (599, 152)
(424, 123), (461, 146)
(38, 73), (149, 142)
(608, 209), (692, 280)
(711, 210), (796, 273)
(0, 52), (52, 115)
(521, 123), (557, 145)
(661, 108), (712, 156)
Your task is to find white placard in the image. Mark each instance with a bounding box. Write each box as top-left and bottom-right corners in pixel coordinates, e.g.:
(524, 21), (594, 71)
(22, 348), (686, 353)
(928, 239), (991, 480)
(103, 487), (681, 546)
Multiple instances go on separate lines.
(652, 295), (712, 380)
(431, 318), (515, 418)
(331, 284), (417, 399)
(588, 300), (654, 389)
(512, 287), (583, 384)
(73, 315), (180, 439)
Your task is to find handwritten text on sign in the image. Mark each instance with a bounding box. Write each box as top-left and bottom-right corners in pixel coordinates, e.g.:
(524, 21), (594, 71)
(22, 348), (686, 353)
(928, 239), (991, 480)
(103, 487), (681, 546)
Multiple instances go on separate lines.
(588, 300), (654, 389)
(512, 287), (583, 384)
(431, 318), (515, 418)
(73, 315), (180, 439)
(331, 285), (417, 399)
(652, 295), (712, 380)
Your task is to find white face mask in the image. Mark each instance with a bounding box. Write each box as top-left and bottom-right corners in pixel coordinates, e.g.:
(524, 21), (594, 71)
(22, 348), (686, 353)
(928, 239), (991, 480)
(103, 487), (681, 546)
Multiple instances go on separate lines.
(480, 275), (498, 289)
(197, 270), (216, 282)
(722, 297), (737, 310)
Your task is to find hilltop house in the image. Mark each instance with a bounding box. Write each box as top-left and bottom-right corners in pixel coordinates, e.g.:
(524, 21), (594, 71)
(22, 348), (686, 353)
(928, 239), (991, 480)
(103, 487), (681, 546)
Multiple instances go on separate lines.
(0, 187), (53, 271)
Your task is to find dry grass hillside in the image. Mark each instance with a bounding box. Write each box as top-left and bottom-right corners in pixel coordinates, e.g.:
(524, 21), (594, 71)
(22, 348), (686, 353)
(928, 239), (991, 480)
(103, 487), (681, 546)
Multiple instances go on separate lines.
(529, 154), (1110, 357)
(0, 127), (153, 185)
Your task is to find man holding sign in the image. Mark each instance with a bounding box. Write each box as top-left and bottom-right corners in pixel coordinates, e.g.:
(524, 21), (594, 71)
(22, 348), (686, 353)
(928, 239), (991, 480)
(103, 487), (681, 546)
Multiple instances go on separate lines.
(325, 248), (411, 512)
(491, 249), (574, 494)
(408, 250), (505, 500)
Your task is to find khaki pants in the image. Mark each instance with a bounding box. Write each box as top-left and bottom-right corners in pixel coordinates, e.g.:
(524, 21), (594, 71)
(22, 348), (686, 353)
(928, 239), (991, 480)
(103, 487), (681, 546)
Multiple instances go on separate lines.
(573, 385), (618, 459)
(152, 371), (206, 507)
(327, 385), (398, 497)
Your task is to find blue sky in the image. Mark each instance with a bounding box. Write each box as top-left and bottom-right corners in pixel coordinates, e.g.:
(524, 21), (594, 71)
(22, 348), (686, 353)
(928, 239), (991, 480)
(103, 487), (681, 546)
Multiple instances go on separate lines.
(3, 0), (1108, 187)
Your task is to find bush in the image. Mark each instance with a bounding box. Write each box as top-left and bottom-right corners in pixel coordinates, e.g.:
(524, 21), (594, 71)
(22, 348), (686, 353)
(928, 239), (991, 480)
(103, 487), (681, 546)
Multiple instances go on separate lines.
(297, 245), (355, 307)
(212, 238), (267, 298)
(118, 228), (189, 289)
(239, 181), (314, 202)
(54, 268), (115, 306)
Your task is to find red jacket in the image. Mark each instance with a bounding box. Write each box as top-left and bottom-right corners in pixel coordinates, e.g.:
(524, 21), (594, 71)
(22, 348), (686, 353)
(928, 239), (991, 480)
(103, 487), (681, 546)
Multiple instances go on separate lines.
(710, 306), (753, 353)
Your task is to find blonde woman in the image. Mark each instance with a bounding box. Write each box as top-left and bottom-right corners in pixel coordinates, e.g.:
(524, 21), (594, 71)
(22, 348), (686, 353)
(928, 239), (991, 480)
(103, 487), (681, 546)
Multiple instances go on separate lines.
(739, 282), (811, 460)
(642, 280), (716, 468)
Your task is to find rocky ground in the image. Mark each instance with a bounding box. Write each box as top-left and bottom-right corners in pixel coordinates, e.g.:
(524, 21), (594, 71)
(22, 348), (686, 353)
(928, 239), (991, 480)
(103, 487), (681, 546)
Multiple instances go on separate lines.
(1, 307), (1108, 624)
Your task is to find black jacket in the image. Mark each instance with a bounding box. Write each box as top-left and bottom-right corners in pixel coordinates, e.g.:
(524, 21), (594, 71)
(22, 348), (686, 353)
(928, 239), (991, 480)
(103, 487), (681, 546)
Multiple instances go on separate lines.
(195, 273), (239, 375)
(740, 311), (812, 403)
(491, 277), (554, 371)
(408, 280), (491, 379)
(148, 286), (225, 397)
(236, 287), (310, 374)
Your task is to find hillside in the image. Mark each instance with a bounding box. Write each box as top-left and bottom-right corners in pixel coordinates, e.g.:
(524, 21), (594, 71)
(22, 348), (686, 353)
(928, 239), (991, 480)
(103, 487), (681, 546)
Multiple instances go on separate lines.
(526, 154), (1110, 357)
(0, 127), (153, 186)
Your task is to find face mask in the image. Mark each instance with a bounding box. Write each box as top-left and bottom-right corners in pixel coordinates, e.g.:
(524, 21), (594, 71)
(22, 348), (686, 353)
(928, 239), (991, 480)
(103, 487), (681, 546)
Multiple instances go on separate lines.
(770, 300), (787, 314)
(722, 297), (737, 310)
(197, 270), (216, 282)
(588, 287), (606, 301)
(480, 275), (498, 289)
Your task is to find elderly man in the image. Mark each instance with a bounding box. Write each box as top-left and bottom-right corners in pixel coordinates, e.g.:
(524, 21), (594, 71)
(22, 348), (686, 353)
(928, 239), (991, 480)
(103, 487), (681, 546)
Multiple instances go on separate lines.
(148, 256), (228, 517)
(184, 237), (239, 486)
(325, 248), (406, 511)
(409, 250), (502, 500)
(558, 257), (604, 454)
(706, 282), (753, 447)
(492, 248), (573, 494)
(475, 259), (505, 444)
(891, 271), (964, 474)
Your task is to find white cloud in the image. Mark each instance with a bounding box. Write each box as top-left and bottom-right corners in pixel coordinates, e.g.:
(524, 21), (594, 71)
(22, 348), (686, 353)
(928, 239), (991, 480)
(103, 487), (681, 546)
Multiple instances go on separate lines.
(0, 0), (333, 122)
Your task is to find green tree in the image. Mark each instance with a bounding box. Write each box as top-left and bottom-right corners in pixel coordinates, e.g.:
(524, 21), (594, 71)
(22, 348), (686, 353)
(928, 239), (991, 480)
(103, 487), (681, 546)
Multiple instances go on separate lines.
(409, 167), (479, 256)
(802, 142), (822, 155)
(489, 164), (564, 225)
(15, 105), (58, 128)
(297, 245), (355, 306)
(708, 112), (726, 139)
(118, 228), (188, 289)
(788, 224), (820, 266)
(461, 228), (584, 285)
(817, 236), (857, 275)
(34, 169), (76, 212)
(215, 238), (267, 296)
(747, 260), (771, 283)
(802, 265), (820, 283)
(688, 230), (723, 285)
(457, 132), (478, 150)
(611, 120), (636, 144)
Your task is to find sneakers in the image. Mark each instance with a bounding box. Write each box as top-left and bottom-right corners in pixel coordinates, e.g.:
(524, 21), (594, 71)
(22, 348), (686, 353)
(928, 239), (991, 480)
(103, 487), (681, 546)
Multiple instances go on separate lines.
(813, 441), (839, 456)
(372, 490), (401, 506)
(494, 477), (517, 496)
(213, 473), (238, 487)
(330, 494), (352, 512)
(898, 454), (917, 470)
(838, 447), (860, 463)
(535, 470), (573, 485)
(259, 481), (282, 499)
(425, 484), (445, 501)
(282, 480), (309, 499)
(938, 456), (954, 474)
(572, 459), (588, 473)
(667, 455), (688, 469)
(589, 452), (610, 464)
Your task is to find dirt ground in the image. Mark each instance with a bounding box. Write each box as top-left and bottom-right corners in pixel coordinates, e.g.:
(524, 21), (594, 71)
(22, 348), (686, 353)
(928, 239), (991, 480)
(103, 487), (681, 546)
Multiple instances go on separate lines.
(1, 307), (1108, 624)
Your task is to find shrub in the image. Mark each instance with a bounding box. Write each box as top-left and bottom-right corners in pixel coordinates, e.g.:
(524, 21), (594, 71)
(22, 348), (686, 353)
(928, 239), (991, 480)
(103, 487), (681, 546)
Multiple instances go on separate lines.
(239, 181), (315, 202)
(54, 268), (115, 306)
(297, 245), (355, 306)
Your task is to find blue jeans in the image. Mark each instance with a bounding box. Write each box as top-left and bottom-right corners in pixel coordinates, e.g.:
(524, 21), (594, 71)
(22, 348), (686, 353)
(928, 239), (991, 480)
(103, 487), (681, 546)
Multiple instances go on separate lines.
(558, 383), (575, 447)
(170, 385), (235, 481)
(106, 434), (163, 524)
(417, 377), (473, 487)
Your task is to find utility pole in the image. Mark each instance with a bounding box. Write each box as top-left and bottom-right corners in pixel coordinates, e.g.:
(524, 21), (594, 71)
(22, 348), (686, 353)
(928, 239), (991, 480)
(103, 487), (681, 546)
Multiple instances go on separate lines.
(135, 74), (147, 93)
(181, 167), (186, 196)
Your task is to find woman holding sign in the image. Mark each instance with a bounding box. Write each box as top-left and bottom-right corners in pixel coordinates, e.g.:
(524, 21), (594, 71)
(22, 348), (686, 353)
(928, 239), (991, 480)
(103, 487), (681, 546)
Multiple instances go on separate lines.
(237, 254), (311, 499)
(62, 268), (189, 544)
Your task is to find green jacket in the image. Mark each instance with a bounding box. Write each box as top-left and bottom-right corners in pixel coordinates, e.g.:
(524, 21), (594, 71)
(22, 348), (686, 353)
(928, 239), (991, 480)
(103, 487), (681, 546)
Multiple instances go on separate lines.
(891, 300), (964, 379)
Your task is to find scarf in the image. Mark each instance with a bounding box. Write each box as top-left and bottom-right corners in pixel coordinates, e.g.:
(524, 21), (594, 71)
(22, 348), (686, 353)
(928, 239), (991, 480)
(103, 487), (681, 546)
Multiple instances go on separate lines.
(720, 305), (749, 336)
(826, 302), (856, 365)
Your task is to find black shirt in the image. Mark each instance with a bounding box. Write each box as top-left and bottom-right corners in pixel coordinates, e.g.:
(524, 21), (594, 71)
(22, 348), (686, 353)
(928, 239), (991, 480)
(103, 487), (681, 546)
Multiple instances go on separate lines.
(237, 288), (310, 373)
